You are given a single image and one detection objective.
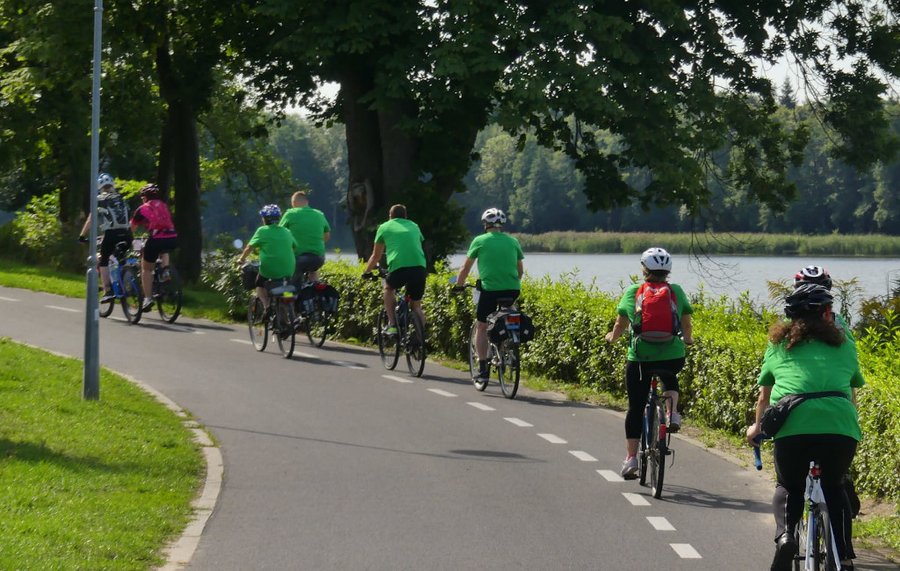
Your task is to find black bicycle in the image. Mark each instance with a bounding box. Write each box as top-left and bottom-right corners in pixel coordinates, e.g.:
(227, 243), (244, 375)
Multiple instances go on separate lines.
(295, 274), (336, 348)
(638, 372), (673, 498)
(134, 238), (183, 323)
(247, 278), (297, 359)
(452, 280), (522, 399)
(365, 268), (426, 377)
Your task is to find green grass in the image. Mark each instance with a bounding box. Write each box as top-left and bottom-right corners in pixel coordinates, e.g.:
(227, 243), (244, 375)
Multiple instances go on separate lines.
(0, 258), (234, 322)
(856, 511), (900, 553)
(0, 339), (203, 570)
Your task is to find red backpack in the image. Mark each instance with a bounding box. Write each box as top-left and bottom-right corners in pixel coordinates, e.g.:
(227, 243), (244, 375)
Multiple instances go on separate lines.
(633, 282), (679, 343)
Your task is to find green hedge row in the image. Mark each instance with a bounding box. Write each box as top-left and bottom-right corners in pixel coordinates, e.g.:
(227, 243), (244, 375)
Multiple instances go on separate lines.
(312, 260), (899, 501)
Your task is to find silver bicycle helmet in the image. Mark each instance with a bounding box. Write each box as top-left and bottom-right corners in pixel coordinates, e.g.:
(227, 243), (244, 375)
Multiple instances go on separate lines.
(480, 207), (507, 226)
(640, 247), (672, 272)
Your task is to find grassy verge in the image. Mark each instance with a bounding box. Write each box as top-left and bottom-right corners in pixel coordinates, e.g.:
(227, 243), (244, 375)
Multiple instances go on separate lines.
(0, 338), (203, 570)
(0, 258), (234, 322)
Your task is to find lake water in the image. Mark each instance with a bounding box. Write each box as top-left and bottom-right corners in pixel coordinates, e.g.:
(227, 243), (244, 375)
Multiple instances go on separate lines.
(329, 251), (900, 308)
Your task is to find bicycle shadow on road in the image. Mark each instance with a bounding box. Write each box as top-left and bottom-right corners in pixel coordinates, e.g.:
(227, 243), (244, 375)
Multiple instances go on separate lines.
(206, 424), (546, 464)
(651, 484), (771, 514)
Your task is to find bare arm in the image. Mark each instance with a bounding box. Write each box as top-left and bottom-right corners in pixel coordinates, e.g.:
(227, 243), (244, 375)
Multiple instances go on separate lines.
(363, 242), (385, 273)
(323, 231), (331, 243)
(517, 259), (524, 280)
(455, 257), (476, 285)
(681, 314), (693, 345)
(79, 214), (91, 237)
(237, 245), (255, 265)
(605, 314), (630, 343)
(745, 385), (773, 445)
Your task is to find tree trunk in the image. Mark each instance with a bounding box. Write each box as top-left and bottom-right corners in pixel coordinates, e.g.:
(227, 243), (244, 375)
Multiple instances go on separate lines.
(339, 69), (385, 260)
(169, 101), (203, 283)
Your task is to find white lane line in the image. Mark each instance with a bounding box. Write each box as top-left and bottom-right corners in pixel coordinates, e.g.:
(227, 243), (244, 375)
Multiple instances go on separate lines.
(504, 417), (533, 428)
(427, 388), (457, 398)
(467, 402), (495, 411)
(569, 450), (598, 462)
(0, 296), (20, 302)
(230, 338), (253, 345)
(647, 517), (675, 531)
(597, 470), (625, 482)
(330, 359), (365, 369)
(622, 492), (650, 506)
(670, 544), (701, 559)
(383, 374), (414, 384)
(46, 305), (80, 313)
(295, 351), (316, 359)
(537, 433), (567, 444)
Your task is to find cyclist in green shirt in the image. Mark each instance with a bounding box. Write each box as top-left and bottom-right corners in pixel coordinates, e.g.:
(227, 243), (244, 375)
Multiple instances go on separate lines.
(237, 204), (298, 309)
(745, 284), (863, 571)
(362, 204), (427, 335)
(280, 191), (331, 283)
(605, 248), (693, 479)
(454, 208), (524, 382)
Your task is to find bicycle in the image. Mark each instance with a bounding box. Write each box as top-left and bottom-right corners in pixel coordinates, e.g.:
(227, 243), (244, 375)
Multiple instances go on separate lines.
(452, 280), (522, 399)
(96, 239), (143, 324)
(133, 238), (183, 323)
(638, 372), (673, 499)
(247, 277), (297, 359)
(364, 268), (426, 377)
(295, 273), (336, 348)
(754, 438), (844, 571)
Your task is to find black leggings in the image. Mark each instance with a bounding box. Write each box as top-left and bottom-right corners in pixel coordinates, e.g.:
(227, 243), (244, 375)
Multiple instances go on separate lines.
(772, 434), (858, 561)
(624, 359), (684, 439)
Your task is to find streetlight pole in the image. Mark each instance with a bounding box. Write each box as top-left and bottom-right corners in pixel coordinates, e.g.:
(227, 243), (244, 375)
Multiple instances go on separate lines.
(83, 0), (103, 401)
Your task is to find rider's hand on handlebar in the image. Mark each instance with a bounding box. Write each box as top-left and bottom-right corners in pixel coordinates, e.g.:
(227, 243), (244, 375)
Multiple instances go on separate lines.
(78, 235), (88, 243)
(451, 284), (467, 292)
(361, 271), (374, 280)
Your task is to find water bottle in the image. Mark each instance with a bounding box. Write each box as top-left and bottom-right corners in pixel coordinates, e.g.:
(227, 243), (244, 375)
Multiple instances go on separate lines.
(108, 256), (120, 296)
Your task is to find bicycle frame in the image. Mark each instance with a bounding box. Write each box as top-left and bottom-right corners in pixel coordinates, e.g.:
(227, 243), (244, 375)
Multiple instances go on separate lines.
(801, 462), (843, 571)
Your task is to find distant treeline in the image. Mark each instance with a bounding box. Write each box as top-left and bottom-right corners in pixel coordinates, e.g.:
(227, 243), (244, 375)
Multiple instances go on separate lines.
(512, 231), (900, 257)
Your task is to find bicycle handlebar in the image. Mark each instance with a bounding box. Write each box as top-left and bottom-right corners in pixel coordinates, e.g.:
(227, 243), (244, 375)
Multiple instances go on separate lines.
(752, 434), (770, 470)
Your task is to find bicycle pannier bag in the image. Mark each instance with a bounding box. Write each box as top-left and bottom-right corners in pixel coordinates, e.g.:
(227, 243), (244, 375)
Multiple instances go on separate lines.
(314, 282), (340, 315)
(240, 262), (259, 290)
(633, 282), (679, 343)
(298, 282), (317, 315)
(759, 391), (849, 437)
(487, 310), (535, 344)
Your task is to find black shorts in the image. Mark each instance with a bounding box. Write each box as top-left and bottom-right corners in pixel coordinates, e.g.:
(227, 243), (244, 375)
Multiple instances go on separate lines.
(255, 273), (292, 289)
(98, 229), (132, 267)
(143, 236), (178, 263)
(292, 253), (325, 282)
(385, 266), (426, 301)
(476, 289), (520, 322)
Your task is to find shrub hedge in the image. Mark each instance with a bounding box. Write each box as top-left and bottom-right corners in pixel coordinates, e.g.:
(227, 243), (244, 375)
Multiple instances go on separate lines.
(200, 254), (899, 501)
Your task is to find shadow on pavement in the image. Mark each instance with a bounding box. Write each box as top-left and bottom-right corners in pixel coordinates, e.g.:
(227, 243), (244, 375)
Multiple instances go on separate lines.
(653, 483), (771, 514)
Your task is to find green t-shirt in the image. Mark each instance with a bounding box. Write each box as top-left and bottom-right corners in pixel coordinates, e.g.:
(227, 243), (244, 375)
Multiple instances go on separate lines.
(279, 207), (330, 256)
(466, 231), (524, 292)
(249, 224), (297, 279)
(616, 282), (693, 362)
(374, 218), (426, 272)
(757, 337), (864, 441)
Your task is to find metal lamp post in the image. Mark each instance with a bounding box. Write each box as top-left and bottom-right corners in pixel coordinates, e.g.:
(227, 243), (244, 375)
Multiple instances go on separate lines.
(83, 0), (103, 400)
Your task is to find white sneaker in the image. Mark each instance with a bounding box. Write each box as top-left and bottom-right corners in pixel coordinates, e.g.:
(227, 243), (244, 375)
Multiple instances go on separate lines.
(620, 456), (638, 479)
(668, 411), (682, 433)
(140, 298), (155, 312)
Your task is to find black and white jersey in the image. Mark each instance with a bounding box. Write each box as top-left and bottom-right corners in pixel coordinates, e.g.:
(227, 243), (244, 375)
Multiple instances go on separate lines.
(97, 192), (130, 231)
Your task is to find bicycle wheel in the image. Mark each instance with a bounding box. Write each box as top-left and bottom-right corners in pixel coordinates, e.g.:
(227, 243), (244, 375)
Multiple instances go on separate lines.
(820, 510), (839, 571)
(248, 296), (268, 352)
(469, 322), (488, 391)
(156, 266), (183, 323)
(497, 341), (520, 399)
(305, 305), (329, 347)
(99, 285), (114, 318)
(120, 267), (143, 324)
(275, 302), (296, 359)
(404, 311), (426, 377)
(377, 308), (400, 370)
(638, 406), (650, 485)
(648, 401), (668, 499)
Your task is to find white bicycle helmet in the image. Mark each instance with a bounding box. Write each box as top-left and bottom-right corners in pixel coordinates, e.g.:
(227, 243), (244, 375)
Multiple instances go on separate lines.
(97, 173), (115, 191)
(794, 265), (832, 290)
(640, 247), (672, 272)
(481, 207), (507, 226)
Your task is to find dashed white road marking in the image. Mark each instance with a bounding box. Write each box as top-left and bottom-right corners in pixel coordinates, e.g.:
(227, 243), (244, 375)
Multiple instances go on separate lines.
(569, 450), (598, 462)
(46, 305), (79, 313)
(0, 296), (19, 302)
(382, 374), (414, 384)
(504, 417), (533, 428)
(622, 492), (650, 506)
(597, 470), (625, 482)
(427, 388), (457, 398)
(647, 517), (675, 531)
(294, 351), (316, 359)
(230, 338), (253, 345)
(332, 361), (366, 370)
(467, 402), (495, 411)
(537, 433), (567, 444)
(670, 544), (701, 559)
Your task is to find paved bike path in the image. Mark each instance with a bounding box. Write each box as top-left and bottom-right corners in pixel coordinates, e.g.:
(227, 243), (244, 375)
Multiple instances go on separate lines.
(0, 286), (894, 570)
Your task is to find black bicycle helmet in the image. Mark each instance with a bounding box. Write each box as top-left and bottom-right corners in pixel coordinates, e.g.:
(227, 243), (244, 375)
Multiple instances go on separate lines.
(139, 183), (161, 199)
(793, 265), (832, 290)
(785, 283), (833, 318)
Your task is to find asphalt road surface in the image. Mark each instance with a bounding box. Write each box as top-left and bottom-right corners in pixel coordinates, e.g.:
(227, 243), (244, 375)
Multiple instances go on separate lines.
(1, 285), (890, 570)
